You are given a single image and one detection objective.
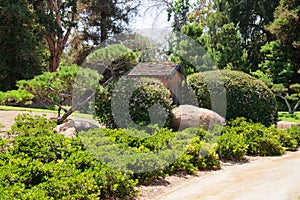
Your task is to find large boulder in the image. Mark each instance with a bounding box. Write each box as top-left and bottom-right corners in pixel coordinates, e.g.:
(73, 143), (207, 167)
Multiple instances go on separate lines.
(55, 120), (77, 138)
(171, 105), (226, 131)
(277, 121), (300, 130)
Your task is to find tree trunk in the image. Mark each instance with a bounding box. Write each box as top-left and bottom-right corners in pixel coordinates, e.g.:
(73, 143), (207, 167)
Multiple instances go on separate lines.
(292, 100), (300, 114)
(277, 94), (293, 114)
(49, 52), (61, 72)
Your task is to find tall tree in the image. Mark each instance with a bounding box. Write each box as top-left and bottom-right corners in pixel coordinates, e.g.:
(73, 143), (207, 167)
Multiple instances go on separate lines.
(266, 0), (300, 84)
(0, 0), (46, 91)
(258, 0), (300, 113)
(210, 0), (280, 71)
(32, 0), (78, 72)
(67, 0), (140, 65)
(206, 23), (246, 70)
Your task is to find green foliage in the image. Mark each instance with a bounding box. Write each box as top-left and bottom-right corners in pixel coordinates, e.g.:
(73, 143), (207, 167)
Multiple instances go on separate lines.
(80, 126), (220, 182)
(224, 118), (298, 156)
(0, 114), (138, 199)
(18, 65), (101, 124)
(210, 0), (280, 71)
(0, 0), (46, 91)
(0, 90), (34, 106)
(206, 23), (247, 70)
(85, 44), (139, 84)
(187, 70), (278, 126)
(217, 132), (248, 160)
(167, 0), (191, 31)
(95, 78), (172, 128)
(287, 126), (300, 146)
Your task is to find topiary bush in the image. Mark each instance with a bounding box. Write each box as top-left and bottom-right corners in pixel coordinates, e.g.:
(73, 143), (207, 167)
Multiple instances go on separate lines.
(187, 70), (278, 126)
(95, 77), (173, 128)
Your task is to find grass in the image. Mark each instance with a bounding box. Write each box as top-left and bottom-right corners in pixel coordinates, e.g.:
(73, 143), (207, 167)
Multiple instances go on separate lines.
(278, 111), (300, 123)
(0, 105), (94, 120)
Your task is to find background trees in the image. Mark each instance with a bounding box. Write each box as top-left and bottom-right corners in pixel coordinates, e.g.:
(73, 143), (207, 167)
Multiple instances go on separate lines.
(66, 0), (140, 66)
(0, 0), (46, 91)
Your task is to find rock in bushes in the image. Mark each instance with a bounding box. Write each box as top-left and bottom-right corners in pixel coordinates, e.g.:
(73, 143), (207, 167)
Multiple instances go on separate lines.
(171, 105), (226, 131)
(187, 70), (278, 126)
(277, 121), (300, 129)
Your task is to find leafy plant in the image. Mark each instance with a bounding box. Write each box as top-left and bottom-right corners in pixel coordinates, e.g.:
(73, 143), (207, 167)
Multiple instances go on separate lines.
(0, 114), (138, 199)
(0, 89), (34, 106)
(18, 65), (101, 124)
(187, 70), (278, 126)
(217, 132), (248, 160)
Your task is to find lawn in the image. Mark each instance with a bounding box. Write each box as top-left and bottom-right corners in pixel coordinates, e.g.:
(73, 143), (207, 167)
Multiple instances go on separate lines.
(0, 105), (94, 120)
(278, 111), (300, 123)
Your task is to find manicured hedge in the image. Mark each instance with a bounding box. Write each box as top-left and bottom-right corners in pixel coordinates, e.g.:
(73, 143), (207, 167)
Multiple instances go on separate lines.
(187, 70), (278, 126)
(95, 78), (173, 128)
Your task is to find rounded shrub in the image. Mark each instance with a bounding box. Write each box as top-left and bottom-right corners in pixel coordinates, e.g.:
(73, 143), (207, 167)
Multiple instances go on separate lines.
(95, 78), (172, 128)
(187, 70), (278, 126)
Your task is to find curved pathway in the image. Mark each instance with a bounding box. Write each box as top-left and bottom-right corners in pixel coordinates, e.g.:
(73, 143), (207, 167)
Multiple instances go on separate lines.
(147, 150), (300, 200)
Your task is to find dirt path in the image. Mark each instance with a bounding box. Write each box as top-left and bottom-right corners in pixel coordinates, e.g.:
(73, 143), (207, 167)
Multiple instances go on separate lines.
(0, 110), (100, 138)
(138, 150), (300, 200)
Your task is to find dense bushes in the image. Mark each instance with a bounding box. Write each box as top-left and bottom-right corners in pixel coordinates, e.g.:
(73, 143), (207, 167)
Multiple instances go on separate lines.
(95, 78), (173, 128)
(1, 114), (300, 199)
(217, 118), (299, 159)
(0, 89), (34, 106)
(0, 115), (138, 199)
(187, 70), (278, 126)
(80, 126), (220, 181)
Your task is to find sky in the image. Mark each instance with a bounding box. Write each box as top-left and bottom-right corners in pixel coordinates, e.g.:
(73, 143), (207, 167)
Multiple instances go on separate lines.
(133, 0), (171, 29)
(133, 0), (197, 30)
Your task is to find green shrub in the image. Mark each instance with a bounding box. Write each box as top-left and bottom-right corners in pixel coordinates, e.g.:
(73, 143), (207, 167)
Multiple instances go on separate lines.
(0, 89), (34, 106)
(286, 126), (300, 146)
(0, 114), (138, 199)
(224, 118), (287, 156)
(79, 126), (220, 182)
(95, 78), (173, 128)
(187, 70), (278, 126)
(248, 136), (286, 156)
(217, 132), (248, 160)
(268, 126), (298, 151)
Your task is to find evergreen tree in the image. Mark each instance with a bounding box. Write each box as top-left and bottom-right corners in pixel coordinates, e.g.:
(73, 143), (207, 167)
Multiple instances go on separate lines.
(0, 0), (46, 91)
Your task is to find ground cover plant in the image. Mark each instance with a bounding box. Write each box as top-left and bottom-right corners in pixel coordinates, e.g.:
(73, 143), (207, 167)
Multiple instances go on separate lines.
(0, 115), (137, 199)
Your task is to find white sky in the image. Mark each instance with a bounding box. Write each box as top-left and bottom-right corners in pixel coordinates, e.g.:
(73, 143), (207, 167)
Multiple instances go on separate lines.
(133, 1), (171, 29)
(133, 0), (197, 29)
